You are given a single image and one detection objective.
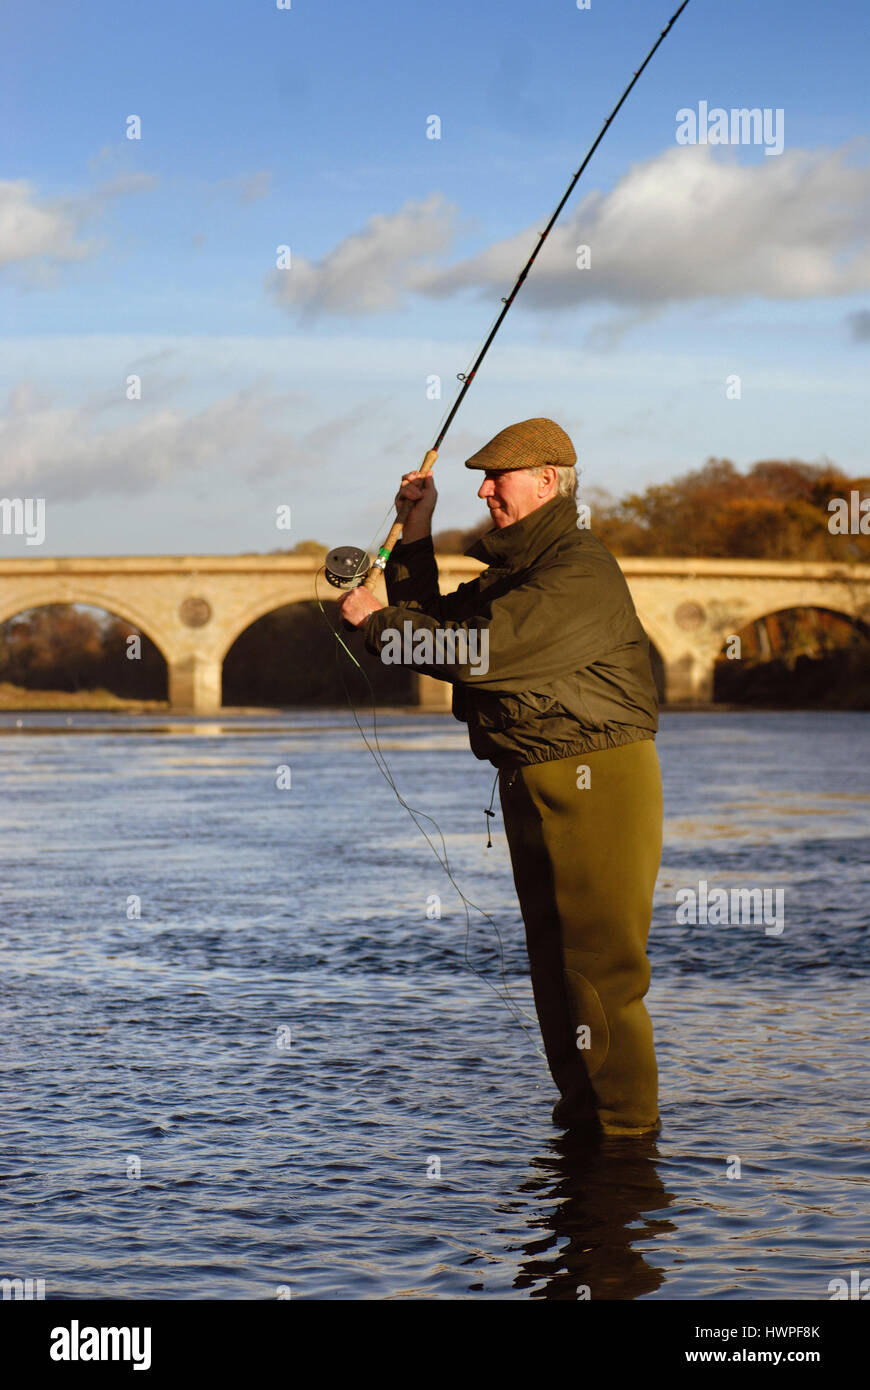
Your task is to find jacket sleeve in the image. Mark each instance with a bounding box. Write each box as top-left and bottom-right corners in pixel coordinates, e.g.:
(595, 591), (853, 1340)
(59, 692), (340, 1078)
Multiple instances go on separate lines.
(379, 534), (482, 616)
(364, 538), (633, 688)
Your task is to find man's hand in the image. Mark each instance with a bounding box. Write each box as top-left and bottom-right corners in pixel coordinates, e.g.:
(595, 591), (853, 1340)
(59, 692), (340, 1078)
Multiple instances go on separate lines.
(338, 585), (383, 628)
(397, 470), (437, 544)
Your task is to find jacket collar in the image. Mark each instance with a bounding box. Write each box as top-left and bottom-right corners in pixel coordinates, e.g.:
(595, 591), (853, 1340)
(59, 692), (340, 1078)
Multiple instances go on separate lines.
(465, 495), (577, 570)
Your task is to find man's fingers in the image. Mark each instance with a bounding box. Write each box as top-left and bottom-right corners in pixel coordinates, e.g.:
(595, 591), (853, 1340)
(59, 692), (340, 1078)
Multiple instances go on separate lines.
(400, 476), (434, 495)
(397, 470), (437, 512)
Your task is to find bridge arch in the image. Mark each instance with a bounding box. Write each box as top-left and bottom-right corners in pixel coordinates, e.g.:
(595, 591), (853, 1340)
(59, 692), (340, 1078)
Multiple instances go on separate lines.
(0, 588), (172, 664)
(723, 602), (870, 643)
(217, 587), (334, 666)
(713, 603), (870, 706)
(220, 594), (416, 707)
(0, 592), (171, 701)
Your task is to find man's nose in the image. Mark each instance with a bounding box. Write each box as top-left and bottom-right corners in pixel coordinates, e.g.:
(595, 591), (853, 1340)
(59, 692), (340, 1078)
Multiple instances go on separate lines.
(478, 478), (494, 498)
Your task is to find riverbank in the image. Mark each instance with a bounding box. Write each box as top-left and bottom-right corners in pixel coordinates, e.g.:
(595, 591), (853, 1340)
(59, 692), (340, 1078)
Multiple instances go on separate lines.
(0, 682), (167, 712)
(0, 682), (864, 715)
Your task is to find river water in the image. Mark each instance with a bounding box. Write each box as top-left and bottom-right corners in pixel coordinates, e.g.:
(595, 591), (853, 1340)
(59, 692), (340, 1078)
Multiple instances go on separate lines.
(1, 709), (868, 1300)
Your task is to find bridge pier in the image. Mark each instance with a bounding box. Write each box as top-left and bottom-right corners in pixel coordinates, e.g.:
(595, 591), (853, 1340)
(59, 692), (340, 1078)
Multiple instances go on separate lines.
(413, 673), (453, 710)
(168, 654), (222, 712)
(663, 651), (714, 705)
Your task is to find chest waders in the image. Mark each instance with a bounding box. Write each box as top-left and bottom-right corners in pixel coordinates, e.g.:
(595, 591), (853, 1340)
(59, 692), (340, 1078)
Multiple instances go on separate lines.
(499, 738), (663, 1136)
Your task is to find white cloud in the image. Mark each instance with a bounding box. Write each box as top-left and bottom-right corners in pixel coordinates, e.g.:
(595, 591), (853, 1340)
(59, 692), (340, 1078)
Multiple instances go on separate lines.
(423, 144), (870, 309)
(0, 179), (97, 269)
(266, 192), (457, 316)
(0, 172), (158, 278)
(0, 332), (866, 550)
(0, 378), (374, 502)
(265, 145), (870, 319)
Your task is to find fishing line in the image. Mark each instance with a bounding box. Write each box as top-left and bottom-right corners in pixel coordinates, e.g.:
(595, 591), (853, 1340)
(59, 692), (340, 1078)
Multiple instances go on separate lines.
(314, 572), (546, 1055)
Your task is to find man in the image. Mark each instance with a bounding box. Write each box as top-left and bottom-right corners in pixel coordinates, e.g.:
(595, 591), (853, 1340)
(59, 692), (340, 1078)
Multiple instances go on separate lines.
(339, 418), (662, 1137)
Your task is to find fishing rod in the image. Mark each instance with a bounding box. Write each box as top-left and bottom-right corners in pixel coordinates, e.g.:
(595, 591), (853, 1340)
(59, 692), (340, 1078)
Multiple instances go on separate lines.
(324, 0), (691, 593)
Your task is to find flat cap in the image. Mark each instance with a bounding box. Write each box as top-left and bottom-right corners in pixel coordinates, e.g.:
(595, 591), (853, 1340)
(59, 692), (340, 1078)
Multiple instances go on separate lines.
(465, 417), (577, 472)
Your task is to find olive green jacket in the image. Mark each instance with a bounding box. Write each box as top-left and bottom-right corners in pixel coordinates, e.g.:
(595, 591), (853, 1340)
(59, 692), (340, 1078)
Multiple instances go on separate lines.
(363, 494), (658, 770)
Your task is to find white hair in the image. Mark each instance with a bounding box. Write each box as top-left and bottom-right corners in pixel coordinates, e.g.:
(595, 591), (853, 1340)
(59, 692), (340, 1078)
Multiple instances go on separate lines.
(529, 463), (577, 498)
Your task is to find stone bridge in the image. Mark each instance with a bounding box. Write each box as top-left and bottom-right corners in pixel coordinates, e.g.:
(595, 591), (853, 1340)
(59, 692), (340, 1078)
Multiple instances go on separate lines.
(1, 552), (868, 709)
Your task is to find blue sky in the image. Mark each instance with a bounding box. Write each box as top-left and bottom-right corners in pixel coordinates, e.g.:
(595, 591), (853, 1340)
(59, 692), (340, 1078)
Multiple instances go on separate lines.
(0, 0), (868, 556)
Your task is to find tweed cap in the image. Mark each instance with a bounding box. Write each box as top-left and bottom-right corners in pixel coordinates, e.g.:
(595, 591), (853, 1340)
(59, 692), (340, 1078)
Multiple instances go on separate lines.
(464, 417), (576, 472)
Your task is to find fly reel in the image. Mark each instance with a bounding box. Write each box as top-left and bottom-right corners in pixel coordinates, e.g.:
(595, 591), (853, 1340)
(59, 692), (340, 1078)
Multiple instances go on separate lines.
(324, 545), (371, 590)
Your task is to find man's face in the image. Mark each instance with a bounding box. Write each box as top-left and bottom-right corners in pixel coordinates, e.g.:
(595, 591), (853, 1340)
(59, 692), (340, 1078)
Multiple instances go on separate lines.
(477, 467), (554, 529)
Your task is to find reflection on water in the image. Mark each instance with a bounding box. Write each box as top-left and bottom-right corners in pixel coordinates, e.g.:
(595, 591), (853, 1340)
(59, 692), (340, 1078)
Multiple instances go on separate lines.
(0, 709), (868, 1298)
(511, 1132), (676, 1300)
